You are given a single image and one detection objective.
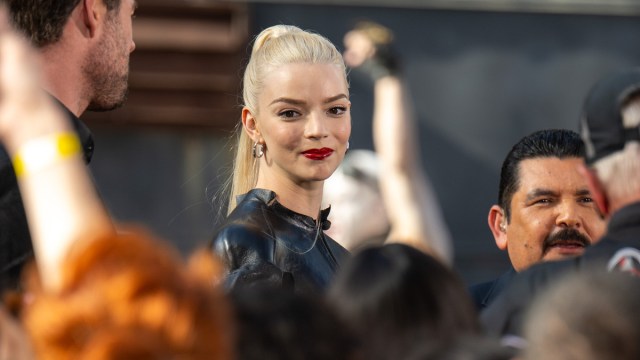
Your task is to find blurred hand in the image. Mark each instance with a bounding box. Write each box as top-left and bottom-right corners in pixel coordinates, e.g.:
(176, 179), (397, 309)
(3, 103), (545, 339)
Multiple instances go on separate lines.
(343, 30), (376, 68)
(0, 8), (48, 145)
(342, 22), (399, 80)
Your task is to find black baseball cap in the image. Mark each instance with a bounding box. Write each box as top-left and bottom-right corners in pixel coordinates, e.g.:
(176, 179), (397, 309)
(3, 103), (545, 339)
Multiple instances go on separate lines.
(580, 68), (640, 164)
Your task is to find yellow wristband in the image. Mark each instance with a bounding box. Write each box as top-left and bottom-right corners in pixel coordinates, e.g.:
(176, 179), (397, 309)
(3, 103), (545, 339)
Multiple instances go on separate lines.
(12, 132), (82, 178)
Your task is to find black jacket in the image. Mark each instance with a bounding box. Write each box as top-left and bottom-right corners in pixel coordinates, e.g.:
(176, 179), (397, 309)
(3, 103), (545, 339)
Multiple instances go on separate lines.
(469, 267), (516, 311)
(481, 201), (640, 337)
(0, 101), (93, 291)
(211, 189), (350, 295)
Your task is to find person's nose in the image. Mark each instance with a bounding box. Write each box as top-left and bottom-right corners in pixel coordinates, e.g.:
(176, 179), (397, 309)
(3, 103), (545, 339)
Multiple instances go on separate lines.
(130, 39), (136, 53)
(304, 112), (328, 140)
(555, 201), (582, 229)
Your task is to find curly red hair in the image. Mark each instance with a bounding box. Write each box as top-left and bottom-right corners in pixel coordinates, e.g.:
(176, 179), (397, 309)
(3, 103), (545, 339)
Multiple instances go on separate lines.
(22, 228), (234, 360)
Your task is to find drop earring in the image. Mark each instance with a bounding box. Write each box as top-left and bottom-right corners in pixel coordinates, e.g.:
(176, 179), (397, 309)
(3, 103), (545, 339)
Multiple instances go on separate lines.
(252, 142), (264, 158)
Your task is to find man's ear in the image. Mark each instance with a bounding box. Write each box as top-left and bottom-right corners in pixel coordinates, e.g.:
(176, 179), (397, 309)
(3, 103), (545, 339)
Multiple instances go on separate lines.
(488, 205), (508, 250)
(578, 162), (609, 218)
(81, 0), (107, 38)
(241, 107), (262, 143)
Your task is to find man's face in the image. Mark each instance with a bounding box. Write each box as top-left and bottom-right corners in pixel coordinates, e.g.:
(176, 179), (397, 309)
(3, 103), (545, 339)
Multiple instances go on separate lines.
(497, 157), (606, 271)
(86, 0), (136, 111)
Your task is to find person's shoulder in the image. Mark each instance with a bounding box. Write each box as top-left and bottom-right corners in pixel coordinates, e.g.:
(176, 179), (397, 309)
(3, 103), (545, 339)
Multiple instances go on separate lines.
(468, 279), (496, 309)
(522, 256), (578, 287)
(211, 193), (276, 269)
(213, 221), (269, 248)
(469, 268), (516, 311)
(481, 259), (578, 336)
(212, 222), (276, 271)
(495, 259), (577, 307)
(323, 233), (350, 261)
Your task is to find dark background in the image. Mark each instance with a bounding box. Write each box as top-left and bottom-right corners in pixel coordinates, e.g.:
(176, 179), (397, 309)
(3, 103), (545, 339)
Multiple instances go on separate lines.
(87, 2), (640, 284)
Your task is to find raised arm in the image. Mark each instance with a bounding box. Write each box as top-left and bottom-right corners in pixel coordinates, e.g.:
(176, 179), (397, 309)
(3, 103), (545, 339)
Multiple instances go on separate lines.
(0, 22), (114, 292)
(343, 22), (453, 264)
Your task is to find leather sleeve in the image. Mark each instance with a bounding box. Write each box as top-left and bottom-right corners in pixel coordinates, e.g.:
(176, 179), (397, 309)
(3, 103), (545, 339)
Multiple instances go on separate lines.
(212, 224), (274, 271)
(212, 224), (294, 292)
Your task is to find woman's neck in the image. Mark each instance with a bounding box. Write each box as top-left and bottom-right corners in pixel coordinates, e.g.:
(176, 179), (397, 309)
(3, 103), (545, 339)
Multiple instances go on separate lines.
(255, 175), (323, 220)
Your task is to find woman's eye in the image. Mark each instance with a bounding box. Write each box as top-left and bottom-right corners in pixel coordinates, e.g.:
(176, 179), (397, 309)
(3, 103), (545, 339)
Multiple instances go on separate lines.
(279, 110), (299, 118)
(328, 106), (347, 116)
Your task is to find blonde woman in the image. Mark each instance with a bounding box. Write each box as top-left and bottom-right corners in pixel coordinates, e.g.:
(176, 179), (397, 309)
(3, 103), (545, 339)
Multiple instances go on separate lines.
(211, 25), (351, 294)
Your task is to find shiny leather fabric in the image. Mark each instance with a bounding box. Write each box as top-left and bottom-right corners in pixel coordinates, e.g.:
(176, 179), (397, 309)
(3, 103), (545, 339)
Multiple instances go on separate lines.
(211, 189), (350, 294)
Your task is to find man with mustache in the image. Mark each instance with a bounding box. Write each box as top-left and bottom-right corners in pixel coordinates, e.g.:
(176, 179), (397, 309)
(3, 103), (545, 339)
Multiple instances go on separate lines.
(469, 129), (606, 310)
(482, 68), (640, 338)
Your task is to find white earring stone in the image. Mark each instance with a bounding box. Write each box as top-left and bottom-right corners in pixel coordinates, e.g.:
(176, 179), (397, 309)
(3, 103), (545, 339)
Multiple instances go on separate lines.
(252, 142), (264, 158)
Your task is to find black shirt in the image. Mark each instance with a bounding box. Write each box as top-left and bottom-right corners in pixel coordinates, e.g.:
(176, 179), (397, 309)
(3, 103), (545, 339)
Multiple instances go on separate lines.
(0, 100), (93, 291)
(469, 267), (517, 311)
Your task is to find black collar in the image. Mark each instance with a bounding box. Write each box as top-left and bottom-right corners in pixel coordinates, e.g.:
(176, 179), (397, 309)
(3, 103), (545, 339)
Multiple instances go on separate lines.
(240, 188), (332, 230)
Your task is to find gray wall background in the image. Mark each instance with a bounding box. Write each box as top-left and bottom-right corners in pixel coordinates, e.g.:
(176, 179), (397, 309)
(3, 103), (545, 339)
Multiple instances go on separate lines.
(90, 4), (640, 284)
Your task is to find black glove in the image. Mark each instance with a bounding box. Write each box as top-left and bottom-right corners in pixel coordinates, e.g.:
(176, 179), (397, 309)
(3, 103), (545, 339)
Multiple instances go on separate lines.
(358, 42), (401, 81)
(350, 21), (401, 81)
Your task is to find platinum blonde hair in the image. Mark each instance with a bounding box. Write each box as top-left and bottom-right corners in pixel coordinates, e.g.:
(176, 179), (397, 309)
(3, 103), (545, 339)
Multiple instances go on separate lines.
(227, 25), (347, 213)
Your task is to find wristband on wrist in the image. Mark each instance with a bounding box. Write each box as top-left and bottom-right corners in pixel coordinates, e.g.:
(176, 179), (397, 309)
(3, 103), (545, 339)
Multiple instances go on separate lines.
(12, 132), (82, 178)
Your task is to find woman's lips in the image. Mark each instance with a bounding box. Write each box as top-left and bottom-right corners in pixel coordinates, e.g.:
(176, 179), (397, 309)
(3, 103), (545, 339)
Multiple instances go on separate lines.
(302, 148), (334, 160)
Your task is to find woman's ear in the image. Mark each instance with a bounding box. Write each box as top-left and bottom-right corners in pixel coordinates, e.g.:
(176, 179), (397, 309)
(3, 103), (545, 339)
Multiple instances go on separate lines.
(241, 107), (262, 143)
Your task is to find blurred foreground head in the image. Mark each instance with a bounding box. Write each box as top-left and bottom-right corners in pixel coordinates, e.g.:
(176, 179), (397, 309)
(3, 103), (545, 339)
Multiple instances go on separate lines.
(22, 229), (234, 360)
(231, 286), (359, 360)
(328, 244), (480, 359)
(524, 269), (640, 360)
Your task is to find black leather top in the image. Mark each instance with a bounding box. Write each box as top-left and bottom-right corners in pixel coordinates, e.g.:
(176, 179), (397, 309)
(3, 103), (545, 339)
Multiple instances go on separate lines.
(211, 188), (350, 295)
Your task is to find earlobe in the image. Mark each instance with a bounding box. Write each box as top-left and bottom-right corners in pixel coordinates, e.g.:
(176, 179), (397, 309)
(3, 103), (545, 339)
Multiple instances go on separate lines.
(488, 205), (508, 250)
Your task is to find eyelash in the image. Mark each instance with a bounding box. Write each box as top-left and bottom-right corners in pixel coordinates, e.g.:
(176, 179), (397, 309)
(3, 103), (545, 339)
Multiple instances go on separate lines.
(532, 197), (594, 205)
(278, 110), (300, 119)
(277, 106), (348, 119)
(328, 106), (347, 116)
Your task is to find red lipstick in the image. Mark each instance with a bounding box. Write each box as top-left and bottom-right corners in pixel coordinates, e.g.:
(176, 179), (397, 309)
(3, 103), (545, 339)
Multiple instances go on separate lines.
(302, 148), (333, 160)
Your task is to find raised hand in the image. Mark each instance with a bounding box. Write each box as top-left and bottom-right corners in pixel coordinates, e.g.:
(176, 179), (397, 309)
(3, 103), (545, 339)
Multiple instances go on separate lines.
(0, 9), (64, 150)
(342, 21), (399, 81)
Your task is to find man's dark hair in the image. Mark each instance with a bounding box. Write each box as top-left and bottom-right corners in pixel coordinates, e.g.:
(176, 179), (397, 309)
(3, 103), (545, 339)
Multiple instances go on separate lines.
(499, 129), (584, 221)
(7, 0), (121, 48)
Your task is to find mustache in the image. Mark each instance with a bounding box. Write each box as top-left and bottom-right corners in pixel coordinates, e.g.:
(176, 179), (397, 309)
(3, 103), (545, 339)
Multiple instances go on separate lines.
(542, 228), (591, 255)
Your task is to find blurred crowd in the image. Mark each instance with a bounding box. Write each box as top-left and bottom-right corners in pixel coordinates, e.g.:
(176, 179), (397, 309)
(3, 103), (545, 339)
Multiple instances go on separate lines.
(2, 1), (640, 359)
